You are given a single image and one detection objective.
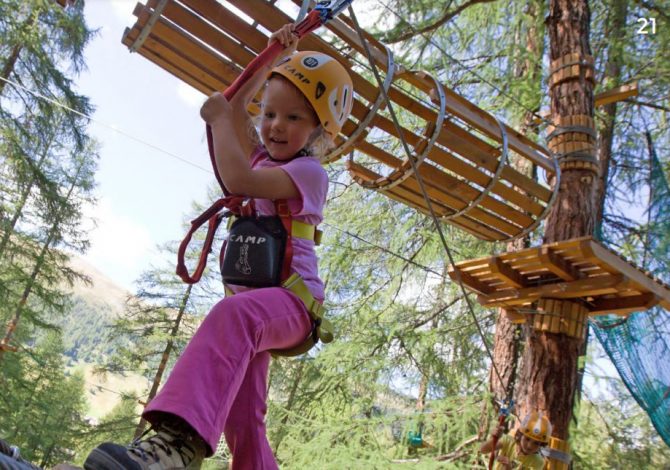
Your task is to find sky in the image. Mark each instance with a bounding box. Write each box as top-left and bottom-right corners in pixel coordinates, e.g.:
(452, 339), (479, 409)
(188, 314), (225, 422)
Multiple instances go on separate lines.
(76, 0), (214, 291)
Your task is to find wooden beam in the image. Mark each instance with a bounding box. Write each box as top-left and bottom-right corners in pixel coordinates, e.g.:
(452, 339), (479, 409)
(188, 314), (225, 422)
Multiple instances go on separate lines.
(478, 274), (625, 307)
(588, 293), (659, 316)
(594, 81), (639, 107)
(537, 246), (581, 281)
(488, 257), (525, 288)
(532, 81), (640, 124)
(584, 240), (670, 301)
(448, 267), (495, 296)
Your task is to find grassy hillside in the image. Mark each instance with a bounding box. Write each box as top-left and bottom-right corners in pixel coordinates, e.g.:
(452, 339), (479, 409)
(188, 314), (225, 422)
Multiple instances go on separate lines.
(59, 257), (129, 364)
(63, 257), (148, 419)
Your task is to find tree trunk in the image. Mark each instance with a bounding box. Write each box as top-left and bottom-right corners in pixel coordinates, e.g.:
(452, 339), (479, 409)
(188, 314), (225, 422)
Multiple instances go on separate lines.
(134, 284), (193, 439)
(0, 162), (82, 364)
(0, 224), (56, 362)
(0, 6), (36, 97)
(516, 0), (596, 440)
(0, 135), (54, 258)
(0, 44), (22, 97)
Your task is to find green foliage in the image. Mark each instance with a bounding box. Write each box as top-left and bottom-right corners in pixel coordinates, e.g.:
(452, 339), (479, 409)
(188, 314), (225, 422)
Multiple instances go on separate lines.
(0, 332), (89, 468)
(69, 396), (140, 467)
(572, 394), (670, 468)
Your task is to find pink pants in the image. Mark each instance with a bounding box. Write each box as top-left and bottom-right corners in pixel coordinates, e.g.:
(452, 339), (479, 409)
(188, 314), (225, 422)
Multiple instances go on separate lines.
(143, 287), (312, 469)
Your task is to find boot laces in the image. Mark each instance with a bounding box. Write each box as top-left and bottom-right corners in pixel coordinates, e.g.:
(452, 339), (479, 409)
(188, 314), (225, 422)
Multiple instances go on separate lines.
(127, 427), (197, 465)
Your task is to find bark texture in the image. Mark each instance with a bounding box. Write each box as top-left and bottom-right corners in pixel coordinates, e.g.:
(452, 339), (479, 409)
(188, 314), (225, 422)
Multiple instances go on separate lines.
(517, 0), (596, 440)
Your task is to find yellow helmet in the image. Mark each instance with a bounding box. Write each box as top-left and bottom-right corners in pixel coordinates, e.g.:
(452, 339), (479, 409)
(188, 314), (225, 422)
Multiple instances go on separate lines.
(519, 411), (552, 444)
(271, 51), (354, 139)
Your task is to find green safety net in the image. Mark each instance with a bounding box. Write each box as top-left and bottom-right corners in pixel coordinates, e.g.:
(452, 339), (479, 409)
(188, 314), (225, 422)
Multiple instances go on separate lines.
(591, 309), (670, 447)
(591, 132), (670, 447)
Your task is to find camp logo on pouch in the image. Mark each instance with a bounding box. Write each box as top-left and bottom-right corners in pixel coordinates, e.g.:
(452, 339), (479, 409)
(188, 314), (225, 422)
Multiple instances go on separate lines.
(221, 215), (287, 287)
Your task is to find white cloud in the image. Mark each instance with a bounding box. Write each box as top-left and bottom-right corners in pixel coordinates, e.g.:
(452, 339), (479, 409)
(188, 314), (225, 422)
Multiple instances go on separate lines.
(109, 0), (136, 23)
(177, 82), (206, 109)
(81, 198), (154, 290)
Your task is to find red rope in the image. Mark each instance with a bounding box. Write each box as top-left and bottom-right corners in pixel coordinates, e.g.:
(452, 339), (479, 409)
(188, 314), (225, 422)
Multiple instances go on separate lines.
(488, 413), (507, 470)
(180, 9), (332, 284)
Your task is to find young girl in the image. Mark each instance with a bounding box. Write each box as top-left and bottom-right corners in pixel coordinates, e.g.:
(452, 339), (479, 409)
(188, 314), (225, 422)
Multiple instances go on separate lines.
(84, 24), (353, 470)
(479, 411), (551, 470)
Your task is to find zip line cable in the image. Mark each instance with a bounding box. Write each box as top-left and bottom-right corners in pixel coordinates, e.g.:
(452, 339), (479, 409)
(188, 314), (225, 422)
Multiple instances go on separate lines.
(0, 75), (211, 175)
(348, 5), (511, 403)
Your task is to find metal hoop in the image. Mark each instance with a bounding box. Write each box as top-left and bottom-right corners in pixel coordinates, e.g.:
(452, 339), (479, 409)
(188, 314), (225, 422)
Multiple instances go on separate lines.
(443, 115), (509, 223)
(369, 71), (447, 191)
(326, 46), (396, 161)
(505, 150), (561, 242)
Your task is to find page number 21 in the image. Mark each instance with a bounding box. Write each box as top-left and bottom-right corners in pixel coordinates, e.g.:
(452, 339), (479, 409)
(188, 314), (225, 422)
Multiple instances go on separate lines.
(637, 18), (656, 35)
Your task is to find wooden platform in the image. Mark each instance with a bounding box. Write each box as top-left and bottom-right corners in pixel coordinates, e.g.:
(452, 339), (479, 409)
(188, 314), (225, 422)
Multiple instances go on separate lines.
(121, 0), (557, 241)
(448, 237), (670, 316)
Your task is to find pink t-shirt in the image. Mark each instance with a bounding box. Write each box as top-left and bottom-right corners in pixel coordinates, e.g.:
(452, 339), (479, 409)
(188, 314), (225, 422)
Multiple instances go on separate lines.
(226, 146), (327, 301)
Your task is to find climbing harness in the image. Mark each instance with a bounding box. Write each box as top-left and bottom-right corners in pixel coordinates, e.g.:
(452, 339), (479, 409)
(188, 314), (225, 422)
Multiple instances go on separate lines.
(488, 400), (513, 470)
(220, 200), (289, 288)
(177, 1), (352, 355)
(176, 193), (334, 356)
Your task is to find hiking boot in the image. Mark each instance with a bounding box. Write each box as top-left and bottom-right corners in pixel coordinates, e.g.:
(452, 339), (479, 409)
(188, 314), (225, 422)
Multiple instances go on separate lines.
(83, 423), (206, 470)
(0, 439), (43, 470)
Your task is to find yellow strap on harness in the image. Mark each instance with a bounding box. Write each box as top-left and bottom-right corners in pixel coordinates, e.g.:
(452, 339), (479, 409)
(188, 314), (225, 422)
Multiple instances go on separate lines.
(228, 216), (322, 245)
(224, 273), (333, 357)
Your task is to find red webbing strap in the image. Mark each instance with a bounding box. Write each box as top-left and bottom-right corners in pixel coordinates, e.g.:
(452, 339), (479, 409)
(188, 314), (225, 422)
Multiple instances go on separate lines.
(489, 413), (507, 470)
(206, 9), (325, 192)
(275, 200), (293, 282)
(176, 196), (247, 284)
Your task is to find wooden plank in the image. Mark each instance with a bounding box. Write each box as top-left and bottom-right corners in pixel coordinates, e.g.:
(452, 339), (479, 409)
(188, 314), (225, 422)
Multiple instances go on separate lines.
(153, 0), (256, 67)
(318, 24), (555, 174)
(350, 159), (523, 238)
(594, 82), (639, 107)
(453, 236), (593, 272)
(434, 120), (552, 203)
(479, 274), (625, 307)
(537, 246), (581, 281)
(582, 240), (670, 302)
(488, 257), (525, 288)
(123, 26), (219, 94)
(448, 267), (495, 295)
(381, 188), (509, 241)
(349, 142), (535, 233)
(429, 140), (548, 216)
(588, 293), (659, 316)
(383, 182), (511, 240)
(132, 7), (240, 84)
(179, 0), (268, 51)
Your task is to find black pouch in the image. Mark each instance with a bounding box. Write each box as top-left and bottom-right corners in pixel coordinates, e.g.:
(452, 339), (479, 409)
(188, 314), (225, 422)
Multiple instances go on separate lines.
(220, 215), (287, 287)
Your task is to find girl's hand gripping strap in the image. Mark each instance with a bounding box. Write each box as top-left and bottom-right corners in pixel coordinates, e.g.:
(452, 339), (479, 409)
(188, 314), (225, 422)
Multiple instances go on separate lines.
(176, 196), (250, 284)
(206, 1), (354, 192)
